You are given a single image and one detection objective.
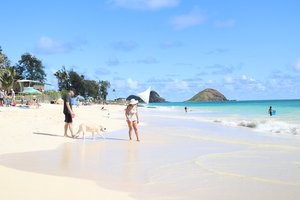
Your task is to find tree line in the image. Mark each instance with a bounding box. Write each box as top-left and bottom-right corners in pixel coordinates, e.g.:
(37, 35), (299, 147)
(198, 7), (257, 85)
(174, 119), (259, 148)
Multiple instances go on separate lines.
(0, 46), (110, 100)
(54, 66), (110, 100)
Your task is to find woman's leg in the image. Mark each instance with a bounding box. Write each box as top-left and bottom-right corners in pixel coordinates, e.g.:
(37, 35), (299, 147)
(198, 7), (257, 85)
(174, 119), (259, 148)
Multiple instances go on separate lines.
(127, 120), (133, 140)
(132, 121), (139, 141)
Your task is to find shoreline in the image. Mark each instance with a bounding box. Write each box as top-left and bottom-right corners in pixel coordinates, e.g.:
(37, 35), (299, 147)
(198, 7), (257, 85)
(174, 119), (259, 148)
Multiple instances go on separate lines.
(145, 102), (300, 139)
(1, 104), (300, 199)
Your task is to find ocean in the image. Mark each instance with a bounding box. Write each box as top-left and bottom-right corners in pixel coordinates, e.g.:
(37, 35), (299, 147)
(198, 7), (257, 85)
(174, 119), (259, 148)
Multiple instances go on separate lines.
(148, 99), (300, 137)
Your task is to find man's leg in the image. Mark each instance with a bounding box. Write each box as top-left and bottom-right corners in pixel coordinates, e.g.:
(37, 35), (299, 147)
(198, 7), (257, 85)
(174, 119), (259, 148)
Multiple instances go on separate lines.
(64, 123), (69, 137)
(68, 123), (74, 137)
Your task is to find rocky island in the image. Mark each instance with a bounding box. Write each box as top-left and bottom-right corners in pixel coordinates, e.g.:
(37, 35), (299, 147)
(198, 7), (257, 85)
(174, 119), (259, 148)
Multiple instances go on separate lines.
(186, 88), (228, 102)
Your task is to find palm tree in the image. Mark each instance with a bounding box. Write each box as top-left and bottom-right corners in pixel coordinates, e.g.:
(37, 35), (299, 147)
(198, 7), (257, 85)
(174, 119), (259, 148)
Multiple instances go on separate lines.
(0, 67), (17, 91)
(112, 89), (117, 100)
(54, 66), (70, 91)
(99, 80), (111, 100)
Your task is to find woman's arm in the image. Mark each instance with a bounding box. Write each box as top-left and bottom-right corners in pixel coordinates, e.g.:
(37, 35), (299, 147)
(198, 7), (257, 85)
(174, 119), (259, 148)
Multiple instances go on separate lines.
(125, 107), (130, 121)
(135, 106), (139, 123)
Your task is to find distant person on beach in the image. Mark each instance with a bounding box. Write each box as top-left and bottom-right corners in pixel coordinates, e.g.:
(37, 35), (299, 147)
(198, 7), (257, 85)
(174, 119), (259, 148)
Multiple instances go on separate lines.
(32, 95), (40, 108)
(125, 98), (140, 141)
(184, 106), (188, 113)
(32, 95), (37, 103)
(21, 96), (26, 105)
(50, 97), (55, 104)
(0, 89), (4, 106)
(268, 106), (273, 116)
(63, 89), (76, 138)
(11, 89), (15, 102)
(3, 91), (9, 106)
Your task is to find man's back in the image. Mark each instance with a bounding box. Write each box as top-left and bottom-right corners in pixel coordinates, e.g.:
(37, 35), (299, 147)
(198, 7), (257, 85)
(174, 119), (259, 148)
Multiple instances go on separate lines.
(63, 94), (72, 114)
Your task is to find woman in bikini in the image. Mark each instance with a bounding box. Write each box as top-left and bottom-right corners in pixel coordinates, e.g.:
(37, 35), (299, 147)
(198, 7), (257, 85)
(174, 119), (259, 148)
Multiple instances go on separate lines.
(125, 99), (140, 141)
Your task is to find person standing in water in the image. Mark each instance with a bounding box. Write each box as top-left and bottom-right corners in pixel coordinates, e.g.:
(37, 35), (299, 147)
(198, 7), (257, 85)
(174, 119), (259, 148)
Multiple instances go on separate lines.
(268, 106), (273, 116)
(125, 99), (140, 141)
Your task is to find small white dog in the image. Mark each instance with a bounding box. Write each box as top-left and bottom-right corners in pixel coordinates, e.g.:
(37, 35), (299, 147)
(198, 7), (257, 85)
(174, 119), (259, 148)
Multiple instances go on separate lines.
(75, 123), (107, 139)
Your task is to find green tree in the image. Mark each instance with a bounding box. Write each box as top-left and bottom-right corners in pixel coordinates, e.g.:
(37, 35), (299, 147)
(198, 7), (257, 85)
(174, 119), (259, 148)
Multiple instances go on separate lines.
(16, 53), (46, 83)
(54, 66), (71, 91)
(69, 70), (85, 95)
(0, 46), (11, 69)
(0, 67), (17, 91)
(84, 80), (100, 98)
(99, 80), (111, 100)
(54, 67), (110, 100)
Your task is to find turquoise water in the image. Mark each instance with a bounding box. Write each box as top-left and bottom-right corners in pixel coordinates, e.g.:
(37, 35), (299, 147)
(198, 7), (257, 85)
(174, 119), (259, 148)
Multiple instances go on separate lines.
(149, 100), (300, 136)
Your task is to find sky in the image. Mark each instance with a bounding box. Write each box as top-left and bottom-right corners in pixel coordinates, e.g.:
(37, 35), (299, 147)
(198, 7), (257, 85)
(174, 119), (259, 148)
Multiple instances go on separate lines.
(1, 0), (300, 101)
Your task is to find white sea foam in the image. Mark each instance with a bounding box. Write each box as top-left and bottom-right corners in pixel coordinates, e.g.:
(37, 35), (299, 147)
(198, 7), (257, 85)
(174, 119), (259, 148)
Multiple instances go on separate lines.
(213, 118), (300, 137)
(145, 104), (300, 138)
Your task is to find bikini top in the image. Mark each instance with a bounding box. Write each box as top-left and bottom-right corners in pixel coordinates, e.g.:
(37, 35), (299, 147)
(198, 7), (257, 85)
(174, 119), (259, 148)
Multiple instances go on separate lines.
(127, 106), (137, 115)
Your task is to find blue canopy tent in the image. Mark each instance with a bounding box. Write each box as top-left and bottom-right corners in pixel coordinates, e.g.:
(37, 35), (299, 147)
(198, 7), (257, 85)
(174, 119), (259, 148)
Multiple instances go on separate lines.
(71, 95), (85, 106)
(20, 87), (42, 95)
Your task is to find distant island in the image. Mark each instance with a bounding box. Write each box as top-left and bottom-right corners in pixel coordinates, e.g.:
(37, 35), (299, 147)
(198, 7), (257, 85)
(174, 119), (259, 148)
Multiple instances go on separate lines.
(127, 90), (167, 103)
(186, 88), (228, 102)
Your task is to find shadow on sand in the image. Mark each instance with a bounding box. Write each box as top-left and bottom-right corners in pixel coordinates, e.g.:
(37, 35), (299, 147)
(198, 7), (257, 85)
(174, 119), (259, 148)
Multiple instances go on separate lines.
(33, 132), (128, 141)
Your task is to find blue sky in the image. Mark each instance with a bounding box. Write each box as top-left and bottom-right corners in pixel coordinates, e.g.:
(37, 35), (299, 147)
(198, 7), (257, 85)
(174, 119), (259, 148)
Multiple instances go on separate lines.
(1, 0), (300, 101)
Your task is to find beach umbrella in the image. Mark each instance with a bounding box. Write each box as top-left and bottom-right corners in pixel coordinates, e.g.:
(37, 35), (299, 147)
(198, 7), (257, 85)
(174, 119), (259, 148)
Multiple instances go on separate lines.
(86, 96), (93, 101)
(20, 87), (42, 95)
(76, 95), (85, 101)
(71, 97), (78, 105)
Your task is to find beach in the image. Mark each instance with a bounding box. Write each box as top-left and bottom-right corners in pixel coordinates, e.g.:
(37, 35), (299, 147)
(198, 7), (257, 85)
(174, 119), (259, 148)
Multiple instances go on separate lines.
(0, 104), (134, 200)
(0, 103), (300, 200)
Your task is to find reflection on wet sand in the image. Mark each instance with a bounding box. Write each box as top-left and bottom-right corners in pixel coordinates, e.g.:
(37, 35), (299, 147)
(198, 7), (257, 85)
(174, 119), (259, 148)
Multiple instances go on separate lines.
(61, 142), (71, 170)
(0, 136), (147, 192)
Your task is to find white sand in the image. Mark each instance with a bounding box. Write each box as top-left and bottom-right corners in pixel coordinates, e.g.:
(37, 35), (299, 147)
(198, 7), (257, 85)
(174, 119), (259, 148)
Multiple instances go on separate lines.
(1, 105), (300, 200)
(0, 104), (134, 200)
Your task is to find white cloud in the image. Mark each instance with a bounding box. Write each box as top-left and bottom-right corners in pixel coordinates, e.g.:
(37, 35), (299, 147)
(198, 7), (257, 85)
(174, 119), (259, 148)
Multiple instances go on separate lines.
(114, 77), (139, 90)
(293, 58), (300, 71)
(208, 64), (237, 75)
(146, 77), (193, 100)
(96, 68), (111, 75)
(223, 75), (266, 91)
(224, 76), (233, 84)
(214, 19), (236, 28)
(268, 72), (300, 96)
(170, 8), (206, 30)
(127, 78), (139, 89)
(173, 79), (189, 90)
(137, 57), (159, 64)
(159, 41), (183, 49)
(35, 36), (71, 54)
(205, 48), (229, 55)
(207, 79), (213, 84)
(106, 58), (121, 66)
(148, 78), (189, 90)
(111, 41), (138, 51)
(148, 78), (191, 94)
(110, 0), (180, 10)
